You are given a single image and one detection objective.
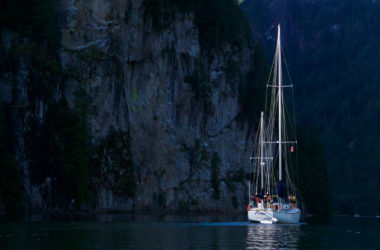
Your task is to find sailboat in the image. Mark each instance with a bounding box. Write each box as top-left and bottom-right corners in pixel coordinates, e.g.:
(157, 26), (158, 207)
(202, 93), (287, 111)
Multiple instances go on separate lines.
(247, 24), (301, 224)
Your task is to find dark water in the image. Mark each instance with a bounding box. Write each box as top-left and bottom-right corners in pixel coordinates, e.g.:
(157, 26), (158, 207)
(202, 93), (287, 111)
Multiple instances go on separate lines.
(0, 214), (379, 249)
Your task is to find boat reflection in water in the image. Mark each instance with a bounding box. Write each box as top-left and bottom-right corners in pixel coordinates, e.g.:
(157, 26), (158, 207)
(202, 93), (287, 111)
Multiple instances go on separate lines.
(246, 224), (301, 249)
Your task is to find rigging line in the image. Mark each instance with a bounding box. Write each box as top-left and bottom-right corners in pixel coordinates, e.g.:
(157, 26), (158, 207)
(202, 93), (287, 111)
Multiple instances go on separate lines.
(250, 122), (262, 200)
(281, 46), (296, 119)
(282, 118), (297, 195)
(267, 84), (278, 138)
(281, 46), (295, 87)
(285, 160), (296, 195)
(290, 81), (300, 195)
(251, 123), (261, 160)
(282, 46), (300, 195)
(281, 51), (298, 194)
(282, 128), (296, 195)
(264, 51), (276, 118)
(267, 47), (278, 123)
(281, 89), (297, 141)
(292, 88), (300, 196)
(283, 101), (297, 139)
(251, 55), (276, 199)
(282, 45), (298, 142)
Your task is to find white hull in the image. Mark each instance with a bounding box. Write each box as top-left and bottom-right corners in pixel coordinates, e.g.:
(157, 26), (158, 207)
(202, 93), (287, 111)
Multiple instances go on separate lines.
(248, 208), (300, 224)
(273, 208), (301, 224)
(248, 209), (273, 223)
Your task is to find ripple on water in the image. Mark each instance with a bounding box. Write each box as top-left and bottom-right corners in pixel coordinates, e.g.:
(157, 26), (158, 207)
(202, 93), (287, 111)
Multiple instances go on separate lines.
(246, 224), (301, 249)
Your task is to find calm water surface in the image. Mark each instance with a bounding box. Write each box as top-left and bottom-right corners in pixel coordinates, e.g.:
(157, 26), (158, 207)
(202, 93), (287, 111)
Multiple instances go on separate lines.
(0, 214), (379, 249)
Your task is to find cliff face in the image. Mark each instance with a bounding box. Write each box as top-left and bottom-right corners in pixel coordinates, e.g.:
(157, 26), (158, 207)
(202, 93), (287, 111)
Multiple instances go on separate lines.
(0, 0), (255, 212)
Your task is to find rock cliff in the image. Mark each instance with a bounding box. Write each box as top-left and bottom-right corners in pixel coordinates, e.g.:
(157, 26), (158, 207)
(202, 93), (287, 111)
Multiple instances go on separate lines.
(0, 0), (257, 212)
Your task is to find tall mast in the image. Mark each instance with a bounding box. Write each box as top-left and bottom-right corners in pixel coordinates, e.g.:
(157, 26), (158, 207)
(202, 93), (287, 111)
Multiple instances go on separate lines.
(260, 112), (264, 190)
(277, 24), (283, 181)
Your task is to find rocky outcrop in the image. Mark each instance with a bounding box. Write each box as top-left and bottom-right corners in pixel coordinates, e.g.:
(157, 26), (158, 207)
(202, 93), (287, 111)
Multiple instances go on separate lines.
(0, 0), (255, 212)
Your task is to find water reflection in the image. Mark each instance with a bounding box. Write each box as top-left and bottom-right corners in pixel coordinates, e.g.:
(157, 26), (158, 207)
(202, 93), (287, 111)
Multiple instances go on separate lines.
(246, 224), (301, 249)
(2, 215), (379, 249)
